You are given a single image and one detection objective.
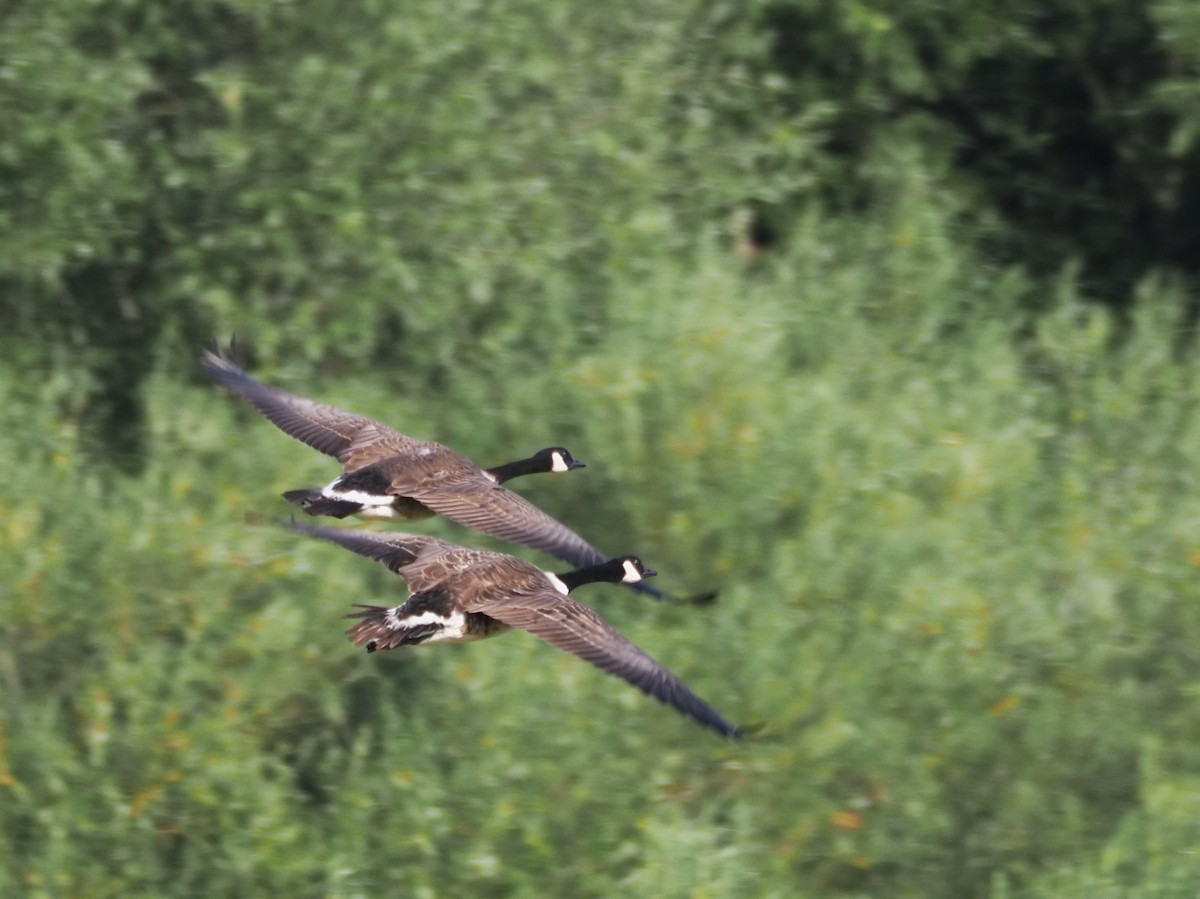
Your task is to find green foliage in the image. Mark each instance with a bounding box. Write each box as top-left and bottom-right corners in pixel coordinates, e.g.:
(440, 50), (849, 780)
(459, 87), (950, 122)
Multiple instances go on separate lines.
(5, 212), (1200, 895)
(699, 0), (1200, 304)
(4, 0), (1200, 896)
(10, 0), (1199, 469)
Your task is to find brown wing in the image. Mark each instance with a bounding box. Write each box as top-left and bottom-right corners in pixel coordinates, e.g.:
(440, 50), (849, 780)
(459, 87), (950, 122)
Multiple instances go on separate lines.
(396, 543), (521, 593)
(364, 444), (488, 491)
(287, 522), (452, 575)
(476, 592), (742, 737)
(201, 347), (418, 464)
(287, 522), (508, 593)
(413, 478), (609, 569)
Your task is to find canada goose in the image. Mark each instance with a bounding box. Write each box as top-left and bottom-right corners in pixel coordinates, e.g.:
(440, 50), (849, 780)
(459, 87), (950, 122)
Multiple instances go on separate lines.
(201, 344), (599, 559)
(278, 444), (585, 520)
(290, 522), (741, 738)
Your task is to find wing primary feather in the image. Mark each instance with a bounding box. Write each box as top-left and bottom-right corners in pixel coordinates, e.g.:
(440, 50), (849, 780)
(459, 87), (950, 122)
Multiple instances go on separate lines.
(284, 520), (427, 574)
(480, 595), (742, 738)
(201, 344), (379, 459)
(416, 487), (607, 568)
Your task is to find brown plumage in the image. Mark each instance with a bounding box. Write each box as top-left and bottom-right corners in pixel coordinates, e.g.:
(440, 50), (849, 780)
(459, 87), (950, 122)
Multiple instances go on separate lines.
(291, 523), (741, 738)
(200, 345), (608, 568)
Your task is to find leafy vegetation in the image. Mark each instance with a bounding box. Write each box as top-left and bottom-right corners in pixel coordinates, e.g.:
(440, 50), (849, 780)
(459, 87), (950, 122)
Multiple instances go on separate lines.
(2, 0), (1200, 896)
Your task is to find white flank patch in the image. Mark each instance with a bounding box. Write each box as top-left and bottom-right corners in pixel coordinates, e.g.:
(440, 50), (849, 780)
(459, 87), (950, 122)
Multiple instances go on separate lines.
(323, 480), (397, 519)
(621, 559), (643, 583)
(550, 452), (570, 474)
(324, 485), (395, 507)
(385, 607), (470, 643)
(356, 506), (399, 520)
(544, 572), (570, 595)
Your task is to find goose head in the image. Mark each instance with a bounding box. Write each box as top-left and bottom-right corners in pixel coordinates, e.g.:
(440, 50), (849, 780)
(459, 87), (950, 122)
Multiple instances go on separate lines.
(533, 446), (586, 474)
(554, 555), (657, 592)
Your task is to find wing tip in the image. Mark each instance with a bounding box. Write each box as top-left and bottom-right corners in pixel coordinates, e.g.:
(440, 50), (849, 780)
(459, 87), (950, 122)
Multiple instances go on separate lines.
(199, 337), (256, 388)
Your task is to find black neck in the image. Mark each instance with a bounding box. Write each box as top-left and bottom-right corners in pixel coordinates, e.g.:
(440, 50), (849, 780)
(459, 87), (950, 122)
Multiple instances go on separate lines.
(555, 559), (625, 592)
(486, 455), (543, 484)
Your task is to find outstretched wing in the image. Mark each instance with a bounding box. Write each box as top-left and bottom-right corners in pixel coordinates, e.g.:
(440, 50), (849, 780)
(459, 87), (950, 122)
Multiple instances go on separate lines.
(478, 592), (742, 738)
(201, 346), (416, 464)
(413, 478), (609, 569)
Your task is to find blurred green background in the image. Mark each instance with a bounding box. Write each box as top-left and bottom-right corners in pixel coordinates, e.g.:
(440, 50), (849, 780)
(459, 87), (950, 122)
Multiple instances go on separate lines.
(4, 0), (1200, 895)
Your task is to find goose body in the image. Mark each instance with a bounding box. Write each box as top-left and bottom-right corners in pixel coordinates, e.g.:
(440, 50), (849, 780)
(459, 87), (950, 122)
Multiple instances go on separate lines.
(278, 444), (584, 522)
(291, 523), (741, 738)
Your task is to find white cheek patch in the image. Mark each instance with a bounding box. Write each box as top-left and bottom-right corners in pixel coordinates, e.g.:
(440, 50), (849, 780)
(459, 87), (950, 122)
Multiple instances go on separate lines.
(621, 559), (643, 583)
(544, 572), (570, 595)
(550, 452), (570, 473)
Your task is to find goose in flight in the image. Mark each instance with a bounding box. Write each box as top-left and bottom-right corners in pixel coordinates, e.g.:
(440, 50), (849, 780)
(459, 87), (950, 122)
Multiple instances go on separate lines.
(291, 522), (741, 737)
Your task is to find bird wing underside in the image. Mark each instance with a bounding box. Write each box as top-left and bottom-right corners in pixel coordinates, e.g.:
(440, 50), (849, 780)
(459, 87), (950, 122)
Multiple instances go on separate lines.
(478, 593), (741, 737)
(414, 480), (608, 568)
(202, 349), (412, 461)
